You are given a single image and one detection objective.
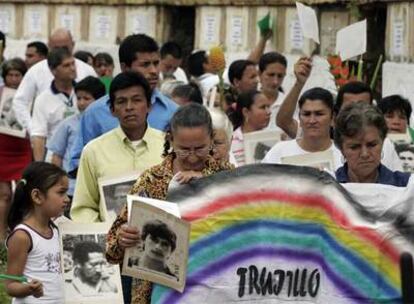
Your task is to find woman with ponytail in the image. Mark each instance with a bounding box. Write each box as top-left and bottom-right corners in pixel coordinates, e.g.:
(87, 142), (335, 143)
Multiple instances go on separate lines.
(230, 90), (272, 166)
(6, 162), (69, 303)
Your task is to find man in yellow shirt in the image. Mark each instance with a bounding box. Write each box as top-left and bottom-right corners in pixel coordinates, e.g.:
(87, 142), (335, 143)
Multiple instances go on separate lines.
(71, 71), (164, 222)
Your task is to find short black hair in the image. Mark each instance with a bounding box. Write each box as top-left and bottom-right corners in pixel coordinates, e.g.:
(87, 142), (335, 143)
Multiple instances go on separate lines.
(298, 87), (334, 113)
(73, 241), (103, 265)
(228, 60), (255, 85)
(48, 47), (72, 70)
(75, 76), (106, 100)
(171, 83), (203, 105)
(0, 31), (5, 49)
(2, 57), (27, 80)
(27, 41), (48, 57)
(119, 34), (158, 68)
(74, 50), (93, 64)
(141, 220), (177, 252)
(335, 81), (373, 114)
(187, 50), (207, 77)
(109, 71), (152, 109)
(377, 95), (412, 124)
(94, 52), (114, 66)
(259, 52), (287, 72)
(160, 42), (183, 60)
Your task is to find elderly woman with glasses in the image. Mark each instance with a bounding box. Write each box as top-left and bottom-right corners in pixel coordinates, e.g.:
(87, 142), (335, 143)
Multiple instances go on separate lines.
(334, 102), (411, 186)
(105, 103), (233, 304)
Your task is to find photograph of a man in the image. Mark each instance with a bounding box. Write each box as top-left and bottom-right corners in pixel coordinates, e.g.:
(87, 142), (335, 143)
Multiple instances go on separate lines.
(140, 220), (178, 278)
(67, 241), (118, 296)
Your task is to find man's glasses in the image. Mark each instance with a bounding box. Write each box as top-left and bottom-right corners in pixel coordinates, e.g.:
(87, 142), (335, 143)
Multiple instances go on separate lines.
(174, 146), (211, 158)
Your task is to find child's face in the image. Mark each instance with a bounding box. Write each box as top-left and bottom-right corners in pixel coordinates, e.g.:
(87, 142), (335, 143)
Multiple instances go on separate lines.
(76, 90), (95, 113)
(42, 176), (70, 218)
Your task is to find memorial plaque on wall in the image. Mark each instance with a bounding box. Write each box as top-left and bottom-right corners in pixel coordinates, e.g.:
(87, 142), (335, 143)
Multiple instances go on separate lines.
(89, 6), (118, 44)
(23, 5), (49, 39)
(0, 4), (15, 37)
(320, 10), (350, 56)
(196, 6), (222, 49)
(125, 7), (157, 38)
(226, 7), (249, 53)
(54, 6), (81, 41)
(386, 2), (414, 62)
(284, 7), (313, 55)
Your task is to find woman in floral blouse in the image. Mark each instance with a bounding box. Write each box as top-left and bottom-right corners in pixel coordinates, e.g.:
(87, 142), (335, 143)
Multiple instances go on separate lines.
(105, 103), (234, 303)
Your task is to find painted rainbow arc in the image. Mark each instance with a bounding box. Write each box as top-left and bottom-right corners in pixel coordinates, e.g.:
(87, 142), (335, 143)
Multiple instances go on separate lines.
(152, 189), (403, 304)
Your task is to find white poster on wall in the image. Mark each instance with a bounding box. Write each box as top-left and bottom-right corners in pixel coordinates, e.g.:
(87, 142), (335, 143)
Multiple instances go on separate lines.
(392, 20), (404, 56)
(54, 6), (81, 40)
(125, 7), (156, 39)
(203, 14), (219, 45)
(89, 7), (117, 44)
(23, 5), (48, 39)
(226, 8), (248, 52)
(0, 11), (10, 34)
(229, 16), (243, 46)
(290, 16), (304, 50)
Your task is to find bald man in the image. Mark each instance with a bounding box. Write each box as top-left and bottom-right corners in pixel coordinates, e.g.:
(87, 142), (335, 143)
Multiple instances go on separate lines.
(13, 28), (96, 133)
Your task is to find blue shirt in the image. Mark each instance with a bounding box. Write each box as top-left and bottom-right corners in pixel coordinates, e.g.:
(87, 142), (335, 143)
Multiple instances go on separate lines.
(68, 90), (177, 172)
(47, 114), (80, 195)
(335, 163), (410, 187)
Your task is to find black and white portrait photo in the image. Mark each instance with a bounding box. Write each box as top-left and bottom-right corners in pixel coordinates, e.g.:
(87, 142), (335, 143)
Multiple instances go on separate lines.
(123, 198), (190, 292)
(59, 222), (124, 304)
(395, 143), (414, 173)
(0, 87), (26, 138)
(98, 172), (139, 221)
(244, 129), (281, 164)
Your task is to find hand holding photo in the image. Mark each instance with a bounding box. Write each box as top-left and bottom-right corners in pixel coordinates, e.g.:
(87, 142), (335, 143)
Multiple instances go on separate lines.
(123, 198), (190, 292)
(281, 149), (335, 171)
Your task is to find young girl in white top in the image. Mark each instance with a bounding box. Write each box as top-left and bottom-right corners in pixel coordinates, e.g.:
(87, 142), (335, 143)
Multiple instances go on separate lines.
(6, 162), (69, 303)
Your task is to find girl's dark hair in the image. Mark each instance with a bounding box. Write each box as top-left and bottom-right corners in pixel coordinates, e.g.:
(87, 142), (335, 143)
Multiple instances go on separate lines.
(94, 52), (114, 66)
(75, 76), (106, 100)
(163, 103), (213, 156)
(171, 82), (203, 104)
(377, 95), (412, 124)
(2, 57), (27, 80)
(229, 89), (261, 130)
(8, 162), (67, 230)
(258, 52), (287, 72)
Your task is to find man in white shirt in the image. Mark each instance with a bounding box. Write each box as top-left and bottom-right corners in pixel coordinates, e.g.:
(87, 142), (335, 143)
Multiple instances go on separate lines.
(13, 28), (96, 133)
(159, 41), (188, 84)
(31, 47), (77, 161)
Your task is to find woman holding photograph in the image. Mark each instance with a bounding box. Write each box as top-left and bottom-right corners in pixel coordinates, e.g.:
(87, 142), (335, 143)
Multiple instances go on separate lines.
(262, 87), (342, 169)
(334, 102), (411, 186)
(106, 103), (234, 303)
(0, 58), (30, 240)
(230, 89), (272, 166)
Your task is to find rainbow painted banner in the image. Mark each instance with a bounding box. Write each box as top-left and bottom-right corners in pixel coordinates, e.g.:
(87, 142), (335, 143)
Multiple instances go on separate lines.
(151, 164), (414, 303)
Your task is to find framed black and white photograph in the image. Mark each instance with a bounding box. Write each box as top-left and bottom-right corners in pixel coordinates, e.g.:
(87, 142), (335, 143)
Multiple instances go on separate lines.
(0, 87), (26, 138)
(281, 150), (335, 171)
(98, 172), (139, 222)
(59, 222), (124, 304)
(244, 129), (281, 165)
(123, 198), (190, 292)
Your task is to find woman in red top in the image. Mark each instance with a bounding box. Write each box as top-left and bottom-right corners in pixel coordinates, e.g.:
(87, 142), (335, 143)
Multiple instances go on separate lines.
(0, 58), (31, 240)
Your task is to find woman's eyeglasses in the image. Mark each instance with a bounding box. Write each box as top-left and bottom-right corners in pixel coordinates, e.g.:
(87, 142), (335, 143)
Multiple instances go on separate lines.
(174, 147), (211, 158)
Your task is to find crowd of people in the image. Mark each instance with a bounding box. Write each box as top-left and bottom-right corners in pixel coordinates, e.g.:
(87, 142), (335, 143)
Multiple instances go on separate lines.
(0, 26), (413, 303)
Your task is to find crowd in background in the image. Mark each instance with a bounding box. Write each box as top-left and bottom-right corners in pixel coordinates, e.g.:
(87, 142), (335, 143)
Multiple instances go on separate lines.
(0, 27), (413, 303)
